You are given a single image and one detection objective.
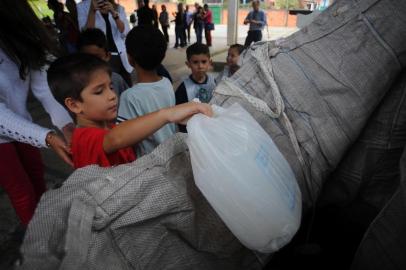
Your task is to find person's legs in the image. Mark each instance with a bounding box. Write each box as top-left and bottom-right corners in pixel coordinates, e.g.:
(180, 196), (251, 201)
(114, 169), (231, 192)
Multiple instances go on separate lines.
(253, 30), (262, 42)
(196, 25), (203, 44)
(181, 26), (186, 46)
(15, 142), (46, 202)
(0, 142), (45, 226)
(162, 26), (169, 42)
(205, 29), (212, 46)
(187, 24), (191, 43)
(244, 31), (254, 47)
(174, 26), (180, 47)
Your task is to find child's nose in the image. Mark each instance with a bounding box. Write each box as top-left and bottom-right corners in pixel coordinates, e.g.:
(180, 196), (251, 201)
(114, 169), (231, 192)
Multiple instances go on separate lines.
(109, 89), (117, 100)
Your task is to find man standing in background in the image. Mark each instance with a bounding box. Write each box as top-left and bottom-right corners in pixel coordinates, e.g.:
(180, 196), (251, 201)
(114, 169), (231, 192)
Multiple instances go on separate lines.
(243, 0), (267, 47)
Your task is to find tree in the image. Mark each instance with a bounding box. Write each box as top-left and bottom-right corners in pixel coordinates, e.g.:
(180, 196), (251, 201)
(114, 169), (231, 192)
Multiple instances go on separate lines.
(275, 0), (300, 9)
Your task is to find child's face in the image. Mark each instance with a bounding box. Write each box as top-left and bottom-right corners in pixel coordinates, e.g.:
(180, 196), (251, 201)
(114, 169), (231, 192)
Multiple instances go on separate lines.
(226, 47), (240, 67)
(81, 45), (110, 62)
(186, 54), (211, 78)
(69, 69), (117, 127)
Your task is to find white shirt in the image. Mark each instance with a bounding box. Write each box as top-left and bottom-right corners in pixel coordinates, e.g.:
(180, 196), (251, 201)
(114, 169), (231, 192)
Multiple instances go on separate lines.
(0, 49), (72, 147)
(77, 0), (133, 73)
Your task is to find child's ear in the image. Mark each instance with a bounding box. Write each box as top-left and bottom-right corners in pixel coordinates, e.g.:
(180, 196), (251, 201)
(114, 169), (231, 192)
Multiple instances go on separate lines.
(65, 97), (83, 114)
(127, 54), (135, 67)
(185, 60), (191, 69)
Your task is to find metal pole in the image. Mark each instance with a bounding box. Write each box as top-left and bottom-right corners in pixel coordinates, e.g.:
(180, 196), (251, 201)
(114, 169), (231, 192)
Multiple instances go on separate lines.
(227, 0), (238, 45)
(284, 0), (289, 26)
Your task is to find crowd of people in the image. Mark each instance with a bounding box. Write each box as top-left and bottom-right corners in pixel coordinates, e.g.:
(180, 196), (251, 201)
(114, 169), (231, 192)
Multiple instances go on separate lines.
(130, 0), (214, 48)
(0, 0), (262, 233)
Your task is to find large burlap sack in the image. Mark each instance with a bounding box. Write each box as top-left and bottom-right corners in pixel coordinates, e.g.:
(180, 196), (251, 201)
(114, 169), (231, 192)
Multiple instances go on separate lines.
(212, 0), (406, 208)
(17, 135), (264, 270)
(319, 70), (406, 210)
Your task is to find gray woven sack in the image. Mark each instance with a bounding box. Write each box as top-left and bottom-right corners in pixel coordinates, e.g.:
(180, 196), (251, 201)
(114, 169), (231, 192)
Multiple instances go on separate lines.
(212, 0), (406, 209)
(18, 134), (263, 270)
(319, 70), (406, 210)
(350, 146), (406, 270)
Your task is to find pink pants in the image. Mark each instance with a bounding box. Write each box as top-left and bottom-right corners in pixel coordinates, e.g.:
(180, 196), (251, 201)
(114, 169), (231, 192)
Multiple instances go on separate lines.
(0, 142), (46, 226)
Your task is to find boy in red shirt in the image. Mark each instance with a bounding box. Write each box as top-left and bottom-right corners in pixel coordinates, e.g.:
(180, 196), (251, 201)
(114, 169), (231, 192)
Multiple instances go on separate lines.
(48, 53), (212, 168)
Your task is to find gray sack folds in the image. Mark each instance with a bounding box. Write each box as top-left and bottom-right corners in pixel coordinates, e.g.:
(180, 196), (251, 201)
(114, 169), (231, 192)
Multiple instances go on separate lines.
(319, 70), (406, 211)
(212, 0), (406, 208)
(17, 134), (263, 270)
(350, 146), (406, 270)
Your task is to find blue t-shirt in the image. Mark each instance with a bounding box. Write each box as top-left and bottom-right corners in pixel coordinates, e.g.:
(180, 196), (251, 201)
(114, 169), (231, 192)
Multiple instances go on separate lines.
(245, 10), (267, 31)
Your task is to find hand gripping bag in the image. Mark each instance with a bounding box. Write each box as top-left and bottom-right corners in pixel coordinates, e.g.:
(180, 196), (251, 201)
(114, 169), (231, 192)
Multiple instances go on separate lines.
(186, 103), (302, 253)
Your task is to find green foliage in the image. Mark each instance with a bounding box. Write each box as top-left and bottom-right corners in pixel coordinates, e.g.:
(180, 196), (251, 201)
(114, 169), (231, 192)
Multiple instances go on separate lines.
(275, 0), (301, 9)
(28, 0), (54, 19)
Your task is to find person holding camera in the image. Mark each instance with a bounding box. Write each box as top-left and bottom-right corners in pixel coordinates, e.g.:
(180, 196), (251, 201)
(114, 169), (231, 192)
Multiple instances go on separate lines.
(77, 0), (133, 86)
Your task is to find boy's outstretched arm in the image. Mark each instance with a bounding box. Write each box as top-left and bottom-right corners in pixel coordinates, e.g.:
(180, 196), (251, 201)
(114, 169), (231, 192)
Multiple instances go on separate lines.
(103, 102), (212, 154)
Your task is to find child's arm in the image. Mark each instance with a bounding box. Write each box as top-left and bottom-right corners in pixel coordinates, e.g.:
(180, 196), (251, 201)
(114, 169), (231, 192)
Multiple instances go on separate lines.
(103, 102), (212, 154)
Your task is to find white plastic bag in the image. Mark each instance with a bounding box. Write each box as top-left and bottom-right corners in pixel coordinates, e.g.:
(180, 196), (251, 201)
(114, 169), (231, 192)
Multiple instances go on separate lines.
(186, 103), (302, 253)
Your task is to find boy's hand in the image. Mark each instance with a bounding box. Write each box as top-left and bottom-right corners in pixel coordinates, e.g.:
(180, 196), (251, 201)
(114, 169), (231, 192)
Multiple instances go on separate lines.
(165, 102), (213, 125)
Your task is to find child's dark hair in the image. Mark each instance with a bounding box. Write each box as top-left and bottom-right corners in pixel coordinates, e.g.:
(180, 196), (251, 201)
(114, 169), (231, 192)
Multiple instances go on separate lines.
(125, 25), (167, 70)
(229, 44), (244, 55)
(78, 28), (108, 51)
(47, 53), (111, 108)
(186, 43), (210, 61)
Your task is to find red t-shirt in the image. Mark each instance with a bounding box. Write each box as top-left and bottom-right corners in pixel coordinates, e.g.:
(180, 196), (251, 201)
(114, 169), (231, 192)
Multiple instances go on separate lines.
(71, 126), (136, 169)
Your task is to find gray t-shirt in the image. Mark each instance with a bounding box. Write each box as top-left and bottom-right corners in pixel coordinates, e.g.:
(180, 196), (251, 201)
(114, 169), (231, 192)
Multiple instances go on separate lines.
(117, 77), (176, 156)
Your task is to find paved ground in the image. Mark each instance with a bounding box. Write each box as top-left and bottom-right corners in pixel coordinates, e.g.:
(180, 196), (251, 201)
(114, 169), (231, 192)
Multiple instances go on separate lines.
(0, 25), (298, 269)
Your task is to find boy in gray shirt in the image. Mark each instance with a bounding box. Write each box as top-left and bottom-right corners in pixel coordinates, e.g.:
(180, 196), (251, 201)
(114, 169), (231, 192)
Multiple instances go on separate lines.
(117, 25), (175, 156)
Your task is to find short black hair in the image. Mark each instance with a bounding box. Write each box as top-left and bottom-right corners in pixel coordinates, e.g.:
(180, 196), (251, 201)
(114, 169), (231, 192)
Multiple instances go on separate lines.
(125, 25), (166, 71)
(78, 28), (108, 52)
(186, 43), (210, 61)
(229, 44), (244, 55)
(47, 53), (111, 109)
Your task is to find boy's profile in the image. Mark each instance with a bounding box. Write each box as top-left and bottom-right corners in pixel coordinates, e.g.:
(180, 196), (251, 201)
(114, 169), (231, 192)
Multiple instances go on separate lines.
(48, 53), (212, 169)
(175, 43), (216, 132)
(78, 28), (129, 97)
(216, 44), (244, 84)
(118, 25), (176, 156)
